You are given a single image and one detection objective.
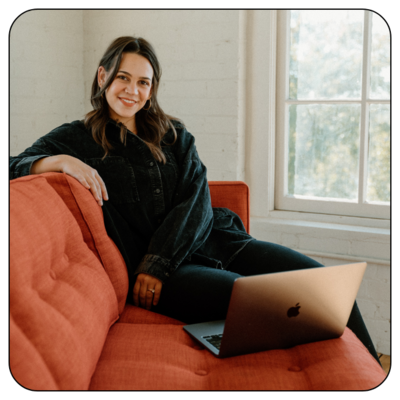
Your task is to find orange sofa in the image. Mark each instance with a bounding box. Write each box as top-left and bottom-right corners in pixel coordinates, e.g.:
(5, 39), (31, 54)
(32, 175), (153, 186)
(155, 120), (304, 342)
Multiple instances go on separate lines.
(10, 172), (386, 390)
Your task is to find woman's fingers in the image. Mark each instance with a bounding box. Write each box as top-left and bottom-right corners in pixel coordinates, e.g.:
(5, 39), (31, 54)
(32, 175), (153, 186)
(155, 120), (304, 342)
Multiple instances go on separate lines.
(87, 175), (104, 206)
(133, 274), (163, 310)
(152, 282), (162, 306)
(97, 174), (109, 201)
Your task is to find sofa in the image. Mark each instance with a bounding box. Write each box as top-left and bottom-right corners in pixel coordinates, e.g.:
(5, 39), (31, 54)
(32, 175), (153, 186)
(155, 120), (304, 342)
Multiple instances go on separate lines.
(10, 172), (386, 390)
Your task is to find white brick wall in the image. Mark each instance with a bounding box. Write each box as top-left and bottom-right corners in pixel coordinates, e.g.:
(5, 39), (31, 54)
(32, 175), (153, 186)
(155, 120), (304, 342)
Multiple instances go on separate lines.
(10, 10), (84, 156)
(9, 10), (390, 355)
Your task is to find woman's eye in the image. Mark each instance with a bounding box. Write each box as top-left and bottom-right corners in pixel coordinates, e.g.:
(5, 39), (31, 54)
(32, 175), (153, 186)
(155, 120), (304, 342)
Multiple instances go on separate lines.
(118, 75), (128, 81)
(141, 81), (149, 86)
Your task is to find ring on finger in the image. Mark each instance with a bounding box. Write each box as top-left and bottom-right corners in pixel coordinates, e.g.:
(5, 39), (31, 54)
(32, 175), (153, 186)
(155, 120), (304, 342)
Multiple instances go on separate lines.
(147, 289), (155, 294)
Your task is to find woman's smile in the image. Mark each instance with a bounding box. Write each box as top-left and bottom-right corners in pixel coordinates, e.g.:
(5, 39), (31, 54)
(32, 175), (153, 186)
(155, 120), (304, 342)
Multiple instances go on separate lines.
(119, 97), (138, 107)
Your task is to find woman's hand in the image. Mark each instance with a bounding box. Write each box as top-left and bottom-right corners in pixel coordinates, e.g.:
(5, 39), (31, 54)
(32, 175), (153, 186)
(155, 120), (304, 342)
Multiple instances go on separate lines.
(133, 273), (163, 310)
(31, 155), (108, 207)
(59, 155), (108, 206)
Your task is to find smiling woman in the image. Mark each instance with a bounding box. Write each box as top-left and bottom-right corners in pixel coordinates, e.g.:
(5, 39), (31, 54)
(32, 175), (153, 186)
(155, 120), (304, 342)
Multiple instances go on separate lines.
(85, 36), (178, 163)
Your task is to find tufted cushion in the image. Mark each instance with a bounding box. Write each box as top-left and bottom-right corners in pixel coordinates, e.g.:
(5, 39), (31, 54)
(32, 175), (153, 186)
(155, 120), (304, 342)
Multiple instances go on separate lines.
(41, 173), (129, 313)
(10, 174), (123, 390)
(90, 319), (385, 391)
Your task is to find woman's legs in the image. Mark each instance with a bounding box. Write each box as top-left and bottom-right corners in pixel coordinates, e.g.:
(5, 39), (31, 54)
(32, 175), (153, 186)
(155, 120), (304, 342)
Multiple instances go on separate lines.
(155, 239), (380, 364)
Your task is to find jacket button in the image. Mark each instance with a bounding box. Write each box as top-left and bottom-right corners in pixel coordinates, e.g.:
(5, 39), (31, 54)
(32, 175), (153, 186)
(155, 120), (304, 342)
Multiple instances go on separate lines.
(155, 189), (161, 194)
(150, 162), (154, 167)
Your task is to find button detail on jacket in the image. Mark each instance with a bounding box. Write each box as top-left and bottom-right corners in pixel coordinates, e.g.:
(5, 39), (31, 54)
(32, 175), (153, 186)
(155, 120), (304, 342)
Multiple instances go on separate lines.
(155, 189), (161, 194)
(149, 162), (154, 167)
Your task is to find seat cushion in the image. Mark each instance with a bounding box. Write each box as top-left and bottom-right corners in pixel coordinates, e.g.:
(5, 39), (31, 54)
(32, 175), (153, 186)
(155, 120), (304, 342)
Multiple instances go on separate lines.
(90, 309), (386, 390)
(10, 174), (121, 390)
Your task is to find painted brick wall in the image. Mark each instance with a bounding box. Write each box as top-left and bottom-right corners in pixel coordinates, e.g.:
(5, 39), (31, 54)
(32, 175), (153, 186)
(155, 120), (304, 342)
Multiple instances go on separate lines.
(10, 10), (84, 156)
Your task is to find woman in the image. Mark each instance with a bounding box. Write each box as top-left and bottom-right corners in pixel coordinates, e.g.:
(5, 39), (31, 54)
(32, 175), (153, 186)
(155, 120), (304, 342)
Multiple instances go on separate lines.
(10, 36), (380, 364)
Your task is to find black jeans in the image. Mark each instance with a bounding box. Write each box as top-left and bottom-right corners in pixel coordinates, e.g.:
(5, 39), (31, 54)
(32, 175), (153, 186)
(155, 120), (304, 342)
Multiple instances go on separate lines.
(154, 239), (381, 365)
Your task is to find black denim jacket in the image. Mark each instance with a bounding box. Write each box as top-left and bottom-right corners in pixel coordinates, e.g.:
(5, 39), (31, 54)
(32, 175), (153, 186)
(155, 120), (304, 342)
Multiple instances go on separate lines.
(10, 120), (253, 297)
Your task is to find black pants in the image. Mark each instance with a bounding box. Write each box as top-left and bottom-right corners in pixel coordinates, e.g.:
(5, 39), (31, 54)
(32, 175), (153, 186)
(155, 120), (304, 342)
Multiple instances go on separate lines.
(154, 239), (381, 364)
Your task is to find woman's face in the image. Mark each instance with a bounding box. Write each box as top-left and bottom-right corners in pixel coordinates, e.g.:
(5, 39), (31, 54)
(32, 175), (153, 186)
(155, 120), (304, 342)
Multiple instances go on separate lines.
(98, 52), (153, 132)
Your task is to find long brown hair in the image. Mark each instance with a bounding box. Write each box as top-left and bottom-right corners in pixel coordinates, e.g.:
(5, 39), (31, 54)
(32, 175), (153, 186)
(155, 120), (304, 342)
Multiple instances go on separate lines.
(84, 36), (178, 163)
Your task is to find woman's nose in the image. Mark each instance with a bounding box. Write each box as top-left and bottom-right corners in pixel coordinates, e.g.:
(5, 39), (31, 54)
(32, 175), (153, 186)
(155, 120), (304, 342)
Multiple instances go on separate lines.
(126, 83), (139, 94)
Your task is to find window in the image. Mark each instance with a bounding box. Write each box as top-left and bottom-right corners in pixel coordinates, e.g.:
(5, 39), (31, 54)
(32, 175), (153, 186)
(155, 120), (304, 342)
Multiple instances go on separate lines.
(276, 10), (390, 220)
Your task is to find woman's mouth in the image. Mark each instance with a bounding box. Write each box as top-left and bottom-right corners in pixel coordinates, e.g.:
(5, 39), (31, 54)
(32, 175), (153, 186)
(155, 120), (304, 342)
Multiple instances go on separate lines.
(119, 98), (137, 107)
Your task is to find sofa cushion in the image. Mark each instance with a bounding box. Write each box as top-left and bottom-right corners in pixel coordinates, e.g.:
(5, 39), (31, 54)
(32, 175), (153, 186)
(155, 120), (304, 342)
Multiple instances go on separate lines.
(42, 173), (129, 313)
(90, 315), (386, 390)
(10, 175), (121, 390)
(209, 182), (250, 233)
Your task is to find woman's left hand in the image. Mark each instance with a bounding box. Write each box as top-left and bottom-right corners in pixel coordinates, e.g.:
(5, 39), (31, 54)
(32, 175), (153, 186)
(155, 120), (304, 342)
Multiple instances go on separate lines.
(133, 273), (163, 310)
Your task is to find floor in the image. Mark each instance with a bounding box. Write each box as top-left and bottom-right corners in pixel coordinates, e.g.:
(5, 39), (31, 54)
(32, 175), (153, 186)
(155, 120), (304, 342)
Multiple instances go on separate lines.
(378, 353), (391, 375)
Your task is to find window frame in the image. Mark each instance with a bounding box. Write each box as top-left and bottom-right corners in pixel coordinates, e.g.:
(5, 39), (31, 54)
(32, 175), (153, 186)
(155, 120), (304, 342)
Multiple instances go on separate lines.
(275, 10), (390, 220)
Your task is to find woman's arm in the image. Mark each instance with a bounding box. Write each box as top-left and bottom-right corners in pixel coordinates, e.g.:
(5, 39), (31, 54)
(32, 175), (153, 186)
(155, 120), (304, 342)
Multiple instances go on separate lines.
(10, 135), (108, 207)
(31, 155), (108, 206)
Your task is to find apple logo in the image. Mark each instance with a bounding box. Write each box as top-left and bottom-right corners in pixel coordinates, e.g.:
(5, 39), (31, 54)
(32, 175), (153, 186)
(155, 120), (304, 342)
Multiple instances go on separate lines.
(287, 302), (301, 318)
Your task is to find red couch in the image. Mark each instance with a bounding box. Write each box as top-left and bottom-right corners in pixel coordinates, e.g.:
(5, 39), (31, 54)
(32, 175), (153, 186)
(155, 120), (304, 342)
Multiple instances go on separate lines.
(10, 172), (386, 390)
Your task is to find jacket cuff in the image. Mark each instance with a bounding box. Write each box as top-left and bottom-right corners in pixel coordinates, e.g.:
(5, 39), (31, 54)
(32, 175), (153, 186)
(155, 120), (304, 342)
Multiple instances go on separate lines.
(134, 254), (174, 283)
(11, 155), (48, 179)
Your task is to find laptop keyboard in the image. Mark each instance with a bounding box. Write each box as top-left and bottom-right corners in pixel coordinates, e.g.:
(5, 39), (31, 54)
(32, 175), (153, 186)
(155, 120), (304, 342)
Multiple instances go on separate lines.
(202, 334), (223, 350)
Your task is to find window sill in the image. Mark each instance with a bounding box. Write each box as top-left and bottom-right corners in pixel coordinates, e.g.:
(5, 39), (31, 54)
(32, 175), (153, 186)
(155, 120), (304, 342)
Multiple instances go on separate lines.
(250, 210), (390, 265)
(268, 210), (390, 230)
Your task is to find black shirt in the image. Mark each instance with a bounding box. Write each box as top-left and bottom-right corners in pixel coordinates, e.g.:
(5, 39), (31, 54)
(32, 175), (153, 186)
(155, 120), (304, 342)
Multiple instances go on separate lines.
(10, 119), (253, 300)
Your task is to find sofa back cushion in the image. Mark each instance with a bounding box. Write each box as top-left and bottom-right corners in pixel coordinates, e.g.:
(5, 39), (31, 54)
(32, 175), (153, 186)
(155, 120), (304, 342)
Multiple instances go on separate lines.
(10, 174), (124, 390)
(209, 181), (250, 233)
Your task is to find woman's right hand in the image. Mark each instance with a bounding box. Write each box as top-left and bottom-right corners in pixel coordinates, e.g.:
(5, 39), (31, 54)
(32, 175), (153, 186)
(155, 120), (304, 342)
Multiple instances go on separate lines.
(31, 155), (108, 206)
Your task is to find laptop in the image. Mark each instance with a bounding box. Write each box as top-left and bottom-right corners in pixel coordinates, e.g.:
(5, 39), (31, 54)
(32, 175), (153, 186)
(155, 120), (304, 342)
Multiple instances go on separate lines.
(183, 262), (367, 358)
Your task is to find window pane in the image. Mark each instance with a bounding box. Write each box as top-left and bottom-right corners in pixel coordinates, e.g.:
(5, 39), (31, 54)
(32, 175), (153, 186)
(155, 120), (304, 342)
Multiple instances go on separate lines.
(289, 10), (364, 100)
(370, 13), (390, 99)
(288, 104), (360, 200)
(367, 104), (390, 203)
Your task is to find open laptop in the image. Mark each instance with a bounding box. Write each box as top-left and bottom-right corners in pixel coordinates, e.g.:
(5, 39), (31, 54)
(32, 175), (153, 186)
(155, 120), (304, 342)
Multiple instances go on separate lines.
(183, 262), (367, 358)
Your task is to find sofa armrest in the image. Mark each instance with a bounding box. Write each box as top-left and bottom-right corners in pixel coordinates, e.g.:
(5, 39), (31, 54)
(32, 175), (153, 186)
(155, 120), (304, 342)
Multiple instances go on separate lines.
(208, 181), (250, 234)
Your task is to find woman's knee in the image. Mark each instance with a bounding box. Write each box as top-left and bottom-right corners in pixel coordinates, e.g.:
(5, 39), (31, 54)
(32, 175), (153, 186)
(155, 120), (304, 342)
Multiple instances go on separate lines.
(228, 239), (324, 276)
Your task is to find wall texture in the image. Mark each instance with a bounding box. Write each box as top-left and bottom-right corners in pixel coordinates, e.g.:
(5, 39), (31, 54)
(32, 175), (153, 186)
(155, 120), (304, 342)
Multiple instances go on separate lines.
(10, 10), (84, 155)
(9, 9), (390, 355)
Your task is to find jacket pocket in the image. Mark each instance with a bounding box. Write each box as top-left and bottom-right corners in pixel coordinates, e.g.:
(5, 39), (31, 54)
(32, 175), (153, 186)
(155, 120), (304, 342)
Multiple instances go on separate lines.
(85, 156), (140, 204)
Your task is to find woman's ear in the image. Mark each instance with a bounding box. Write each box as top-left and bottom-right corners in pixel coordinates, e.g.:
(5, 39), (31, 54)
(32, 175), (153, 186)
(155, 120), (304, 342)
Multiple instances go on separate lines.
(98, 66), (107, 88)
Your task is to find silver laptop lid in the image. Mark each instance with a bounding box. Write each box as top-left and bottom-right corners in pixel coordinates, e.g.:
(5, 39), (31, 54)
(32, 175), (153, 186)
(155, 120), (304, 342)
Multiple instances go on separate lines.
(218, 262), (367, 357)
